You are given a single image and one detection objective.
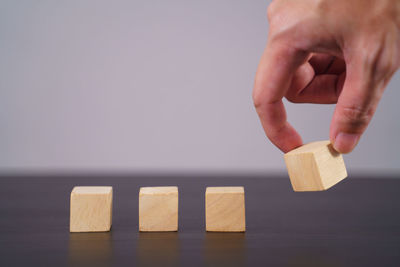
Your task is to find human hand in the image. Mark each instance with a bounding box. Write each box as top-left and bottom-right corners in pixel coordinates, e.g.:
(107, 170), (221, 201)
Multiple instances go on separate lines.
(253, 0), (400, 153)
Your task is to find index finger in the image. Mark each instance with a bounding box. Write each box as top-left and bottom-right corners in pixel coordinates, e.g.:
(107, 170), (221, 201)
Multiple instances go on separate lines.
(252, 41), (308, 152)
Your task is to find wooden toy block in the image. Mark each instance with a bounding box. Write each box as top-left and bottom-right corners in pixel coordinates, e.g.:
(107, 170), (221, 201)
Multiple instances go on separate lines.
(205, 187), (246, 232)
(284, 140), (347, 192)
(70, 186), (113, 232)
(139, 186), (178, 232)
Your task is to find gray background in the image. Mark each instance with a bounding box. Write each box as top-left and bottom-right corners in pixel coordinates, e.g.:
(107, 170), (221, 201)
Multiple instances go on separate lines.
(0, 0), (399, 174)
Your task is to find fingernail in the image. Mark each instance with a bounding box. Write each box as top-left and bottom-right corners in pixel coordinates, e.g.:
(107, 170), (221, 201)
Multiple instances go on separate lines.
(334, 132), (360, 153)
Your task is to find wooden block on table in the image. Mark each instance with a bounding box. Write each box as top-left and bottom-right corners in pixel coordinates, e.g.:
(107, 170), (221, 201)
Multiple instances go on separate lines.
(70, 186), (113, 232)
(205, 187), (246, 232)
(139, 186), (178, 232)
(284, 140), (347, 192)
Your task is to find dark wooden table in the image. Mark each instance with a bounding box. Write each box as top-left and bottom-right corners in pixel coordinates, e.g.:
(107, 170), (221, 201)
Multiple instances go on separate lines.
(0, 174), (399, 266)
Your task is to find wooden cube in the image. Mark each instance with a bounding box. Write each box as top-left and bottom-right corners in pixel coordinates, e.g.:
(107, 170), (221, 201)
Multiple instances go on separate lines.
(284, 140), (347, 192)
(205, 187), (246, 232)
(139, 186), (178, 232)
(70, 186), (113, 232)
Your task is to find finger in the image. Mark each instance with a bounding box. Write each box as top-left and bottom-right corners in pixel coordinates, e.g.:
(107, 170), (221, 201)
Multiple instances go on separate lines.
(286, 62), (346, 104)
(308, 53), (335, 74)
(329, 53), (384, 153)
(308, 54), (346, 75)
(253, 41), (308, 152)
(325, 58), (346, 74)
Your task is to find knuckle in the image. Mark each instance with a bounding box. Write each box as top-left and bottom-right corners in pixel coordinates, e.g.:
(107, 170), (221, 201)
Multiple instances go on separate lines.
(340, 105), (372, 130)
(375, 55), (396, 80)
(396, 36), (400, 69)
(252, 90), (263, 110)
(360, 33), (399, 82)
(252, 77), (269, 111)
(396, 52), (400, 70)
(361, 46), (380, 72)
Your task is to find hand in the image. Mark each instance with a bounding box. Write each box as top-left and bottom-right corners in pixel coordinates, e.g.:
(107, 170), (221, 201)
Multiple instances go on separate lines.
(253, 0), (400, 153)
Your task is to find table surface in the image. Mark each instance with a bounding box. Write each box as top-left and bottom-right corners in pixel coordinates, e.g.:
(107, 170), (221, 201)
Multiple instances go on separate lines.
(0, 174), (400, 267)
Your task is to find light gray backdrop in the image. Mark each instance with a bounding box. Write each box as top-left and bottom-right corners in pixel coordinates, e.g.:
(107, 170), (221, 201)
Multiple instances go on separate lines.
(0, 0), (399, 174)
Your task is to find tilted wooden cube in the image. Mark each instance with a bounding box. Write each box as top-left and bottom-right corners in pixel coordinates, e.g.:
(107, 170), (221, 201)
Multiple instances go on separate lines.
(206, 187), (246, 232)
(284, 140), (347, 192)
(70, 186), (113, 232)
(139, 186), (178, 232)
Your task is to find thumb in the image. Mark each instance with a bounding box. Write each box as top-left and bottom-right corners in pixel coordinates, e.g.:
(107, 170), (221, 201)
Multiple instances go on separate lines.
(330, 52), (384, 153)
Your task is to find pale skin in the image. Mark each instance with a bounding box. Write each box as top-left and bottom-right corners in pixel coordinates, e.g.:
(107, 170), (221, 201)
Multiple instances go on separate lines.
(253, 0), (400, 153)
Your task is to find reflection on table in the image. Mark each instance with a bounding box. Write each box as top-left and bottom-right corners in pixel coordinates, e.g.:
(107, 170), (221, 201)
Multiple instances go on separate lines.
(68, 232), (112, 267)
(204, 232), (246, 266)
(136, 232), (179, 266)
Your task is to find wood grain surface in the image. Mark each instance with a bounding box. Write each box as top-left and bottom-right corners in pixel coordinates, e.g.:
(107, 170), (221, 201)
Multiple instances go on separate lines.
(284, 141), (347, 191)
